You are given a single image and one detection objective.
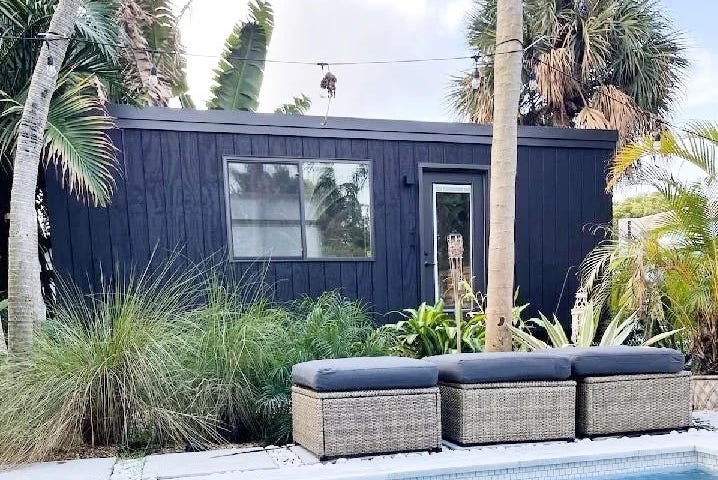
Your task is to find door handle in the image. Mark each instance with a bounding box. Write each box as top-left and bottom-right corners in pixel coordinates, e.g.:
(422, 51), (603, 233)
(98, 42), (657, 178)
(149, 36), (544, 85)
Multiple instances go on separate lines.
(424, 261), (436, 266)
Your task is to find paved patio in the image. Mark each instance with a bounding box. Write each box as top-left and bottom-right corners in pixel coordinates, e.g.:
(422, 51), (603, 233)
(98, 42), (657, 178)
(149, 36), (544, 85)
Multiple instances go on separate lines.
(2, 412), (717, 480)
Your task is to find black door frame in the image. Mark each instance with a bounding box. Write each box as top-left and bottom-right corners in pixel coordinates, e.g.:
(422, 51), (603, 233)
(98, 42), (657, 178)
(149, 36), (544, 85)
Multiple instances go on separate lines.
(418, 163), (489, 305)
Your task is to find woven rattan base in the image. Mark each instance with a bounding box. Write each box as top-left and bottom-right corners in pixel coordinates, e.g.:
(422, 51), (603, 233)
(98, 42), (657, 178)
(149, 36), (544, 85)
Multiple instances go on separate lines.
(692, 375), (718, 410)
(291, 385), (441, 460)
(439, 380), (576, 445)
(577, 371), (691, 437)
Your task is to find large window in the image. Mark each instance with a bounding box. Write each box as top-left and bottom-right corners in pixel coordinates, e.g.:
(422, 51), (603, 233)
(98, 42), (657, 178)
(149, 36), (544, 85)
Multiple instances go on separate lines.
(225, 158), (373, 259)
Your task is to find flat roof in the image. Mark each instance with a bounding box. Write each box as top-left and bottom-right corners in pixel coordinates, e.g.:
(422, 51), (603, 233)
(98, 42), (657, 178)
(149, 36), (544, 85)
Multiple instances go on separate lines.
(108, 105), (618, 149)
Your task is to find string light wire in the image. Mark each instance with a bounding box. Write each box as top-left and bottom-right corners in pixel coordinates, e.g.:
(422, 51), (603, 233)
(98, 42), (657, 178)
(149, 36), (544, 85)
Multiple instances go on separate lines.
(0, 34), (518, 66)
(2, 33), (711, 143)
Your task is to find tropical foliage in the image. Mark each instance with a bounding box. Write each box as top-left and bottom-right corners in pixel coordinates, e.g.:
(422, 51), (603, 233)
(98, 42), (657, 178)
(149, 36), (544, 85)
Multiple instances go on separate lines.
(383, 288), (528, 357)
(275, 94), (312, 115)
(450, 0), (687, 144)
(581, 122), (718, 374)
(511, 302), (681, 350)
(207, 0), (273, 110)
(0, 254), (389, 463)
(614, 192), (670, 220)
(205, 0), (310, 113)
(0, 0), (123, 204)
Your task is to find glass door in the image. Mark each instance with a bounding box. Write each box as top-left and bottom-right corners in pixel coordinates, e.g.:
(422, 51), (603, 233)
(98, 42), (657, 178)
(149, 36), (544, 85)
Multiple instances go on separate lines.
(432, 184), (472, 308)
(421, 170), (486, 308)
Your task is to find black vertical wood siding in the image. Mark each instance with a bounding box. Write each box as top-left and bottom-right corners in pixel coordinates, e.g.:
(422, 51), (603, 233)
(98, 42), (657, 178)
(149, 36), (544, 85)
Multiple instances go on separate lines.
(45, 109), (614, 324)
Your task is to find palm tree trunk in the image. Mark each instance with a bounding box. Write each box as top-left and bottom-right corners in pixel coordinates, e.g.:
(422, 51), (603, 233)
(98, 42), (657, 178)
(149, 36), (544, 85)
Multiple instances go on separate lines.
(7, 0), (83, 355)
(485, 0), (523, 352)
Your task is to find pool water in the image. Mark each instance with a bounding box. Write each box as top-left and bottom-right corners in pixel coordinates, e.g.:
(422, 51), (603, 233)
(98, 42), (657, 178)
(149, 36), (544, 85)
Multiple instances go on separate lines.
(602, 468), (718, 480)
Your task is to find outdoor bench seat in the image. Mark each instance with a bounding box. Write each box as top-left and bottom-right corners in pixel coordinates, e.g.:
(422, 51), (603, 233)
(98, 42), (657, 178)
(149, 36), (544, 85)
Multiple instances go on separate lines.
(424, 352), (576, 445)
(549, 346), (691, 436)
(291, 356), (441, 459)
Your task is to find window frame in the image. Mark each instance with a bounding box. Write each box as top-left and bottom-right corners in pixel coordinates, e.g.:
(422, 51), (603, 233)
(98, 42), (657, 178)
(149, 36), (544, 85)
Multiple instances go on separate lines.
(223, 155), (375, 262)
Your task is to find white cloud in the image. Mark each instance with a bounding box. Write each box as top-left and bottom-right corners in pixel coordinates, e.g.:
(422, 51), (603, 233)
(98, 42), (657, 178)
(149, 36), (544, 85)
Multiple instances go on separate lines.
(441, 0), (472, 30)
(363, 0), (429, 19)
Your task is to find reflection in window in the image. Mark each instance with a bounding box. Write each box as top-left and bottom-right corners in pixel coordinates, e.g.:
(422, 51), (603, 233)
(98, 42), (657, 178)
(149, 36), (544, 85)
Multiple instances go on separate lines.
(227, 162), (302, 257)
(434, 188), (472, 308)
(302, 162), (372, 258)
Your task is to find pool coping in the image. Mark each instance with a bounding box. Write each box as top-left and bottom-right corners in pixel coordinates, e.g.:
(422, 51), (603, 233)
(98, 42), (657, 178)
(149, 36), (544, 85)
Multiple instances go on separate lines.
(229, 421), (718, 480)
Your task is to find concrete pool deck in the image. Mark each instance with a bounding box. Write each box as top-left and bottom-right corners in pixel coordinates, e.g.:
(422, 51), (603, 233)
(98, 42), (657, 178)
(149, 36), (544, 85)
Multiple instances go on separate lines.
(2, 412), (717, 480)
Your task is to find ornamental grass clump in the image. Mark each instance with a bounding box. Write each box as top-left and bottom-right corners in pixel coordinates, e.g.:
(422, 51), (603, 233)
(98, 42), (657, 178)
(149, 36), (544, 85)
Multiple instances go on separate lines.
(186, 275), (290, 443)
(0, 260), (220, 465)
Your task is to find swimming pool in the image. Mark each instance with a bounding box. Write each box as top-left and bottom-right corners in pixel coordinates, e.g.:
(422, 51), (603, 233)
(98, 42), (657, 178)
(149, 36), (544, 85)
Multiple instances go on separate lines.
(595, 467), (718, 480)
(390, 445), (718, 480)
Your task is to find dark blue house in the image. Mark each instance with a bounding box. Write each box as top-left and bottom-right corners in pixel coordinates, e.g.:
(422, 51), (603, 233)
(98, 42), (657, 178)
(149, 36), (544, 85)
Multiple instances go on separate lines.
(43, 106), (615, 321)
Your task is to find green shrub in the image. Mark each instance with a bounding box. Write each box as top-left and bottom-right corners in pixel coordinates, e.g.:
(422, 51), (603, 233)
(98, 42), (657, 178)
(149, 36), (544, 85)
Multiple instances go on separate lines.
(254, 292), (391, 443)
(186, 288), (389, 446)
(186, 276), (290, 443)
(383, 301), (456, 357)
(384, 289), (528, 357)
(0, 261), (220, 465)
(0, 263), (391, 461)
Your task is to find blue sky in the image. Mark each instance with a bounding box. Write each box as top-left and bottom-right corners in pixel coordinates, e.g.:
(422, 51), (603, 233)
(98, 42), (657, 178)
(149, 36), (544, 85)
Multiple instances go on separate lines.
(179, 0), (717, 127)
(659, 0), (718, 124)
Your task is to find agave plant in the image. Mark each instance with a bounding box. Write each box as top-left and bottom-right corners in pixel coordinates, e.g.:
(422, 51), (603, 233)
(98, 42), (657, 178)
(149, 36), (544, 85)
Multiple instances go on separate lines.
(510, 301), (682, 351)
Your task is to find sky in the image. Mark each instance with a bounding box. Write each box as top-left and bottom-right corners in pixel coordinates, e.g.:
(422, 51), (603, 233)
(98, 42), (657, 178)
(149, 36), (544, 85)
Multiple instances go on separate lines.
(176, 0), (718, 126)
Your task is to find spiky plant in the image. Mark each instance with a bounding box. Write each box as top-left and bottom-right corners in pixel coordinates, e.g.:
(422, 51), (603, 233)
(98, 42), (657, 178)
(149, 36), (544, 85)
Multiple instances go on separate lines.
(0, 257), (220, 465)
(450, 0), (687, 144)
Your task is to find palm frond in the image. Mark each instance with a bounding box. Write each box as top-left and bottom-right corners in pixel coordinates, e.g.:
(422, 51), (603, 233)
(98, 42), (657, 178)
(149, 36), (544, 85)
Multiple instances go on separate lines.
(449, 0), (687, 143)
(0, 75), (117, 205)
(274, 94), (311, 115)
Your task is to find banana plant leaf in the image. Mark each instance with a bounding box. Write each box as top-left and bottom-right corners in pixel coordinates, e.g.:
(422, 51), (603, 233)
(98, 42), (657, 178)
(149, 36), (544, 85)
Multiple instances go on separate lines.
(207, 0), (273, 110)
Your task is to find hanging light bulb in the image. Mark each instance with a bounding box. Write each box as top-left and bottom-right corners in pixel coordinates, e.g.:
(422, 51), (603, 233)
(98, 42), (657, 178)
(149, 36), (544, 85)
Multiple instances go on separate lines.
(46, 56), (57, 77)
(148, 65), (159, 87)
(470, 55), (482, 90)
(471, 67), (481, 90)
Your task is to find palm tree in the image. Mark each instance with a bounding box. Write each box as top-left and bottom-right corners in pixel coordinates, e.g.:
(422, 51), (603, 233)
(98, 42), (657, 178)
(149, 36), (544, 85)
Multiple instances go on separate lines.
(450, 0), (687, 144)
(118, 0), (191, 106)
(581, 123), (718, 374)
(3, 0), (86, 355)
(0, 0), (182, 352)
(484, 0), (523, 352)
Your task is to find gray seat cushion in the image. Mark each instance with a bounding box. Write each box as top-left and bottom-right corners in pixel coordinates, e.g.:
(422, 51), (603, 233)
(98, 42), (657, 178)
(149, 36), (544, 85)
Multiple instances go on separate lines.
(548, 346), (686, 378)
(423, 352), (572, 383)
(291, 356), (438, 392)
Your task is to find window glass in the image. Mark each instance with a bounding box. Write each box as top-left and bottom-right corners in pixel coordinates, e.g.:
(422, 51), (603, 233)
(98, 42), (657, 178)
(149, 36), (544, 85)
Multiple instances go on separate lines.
(433, 187), (472, 308)
(302, 162), (372, 258)
(227, 162), (302, 257)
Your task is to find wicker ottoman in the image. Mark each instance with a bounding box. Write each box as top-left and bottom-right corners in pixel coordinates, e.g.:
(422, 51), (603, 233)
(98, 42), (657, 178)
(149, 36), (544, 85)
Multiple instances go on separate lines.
(552, 346), (691, 437)
(577, 371), (691, 436)
(291, 357), (441, 459)
(425, 352), (576, 445)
